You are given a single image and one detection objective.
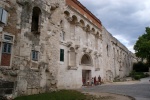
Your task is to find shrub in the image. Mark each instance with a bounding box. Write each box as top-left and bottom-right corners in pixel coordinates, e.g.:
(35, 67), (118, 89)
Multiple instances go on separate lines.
(129, 71), (149, 80)
(133, 62), (149, 72)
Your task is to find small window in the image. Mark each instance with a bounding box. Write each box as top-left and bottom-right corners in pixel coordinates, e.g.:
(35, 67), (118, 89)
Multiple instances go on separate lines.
(0, 8), (2, 20)
(2, 43), (12, 54)
(32, 50), (38, 61)
(4, 35), (13, 42)
(106, 45), (109, 56)
(31, 7), (41, 32)
(0, 7), (8, 24)
(60, 49), (64, 62)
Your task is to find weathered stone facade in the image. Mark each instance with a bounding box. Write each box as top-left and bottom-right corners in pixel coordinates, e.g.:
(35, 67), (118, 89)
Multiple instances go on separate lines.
(0, 0), (136, 98)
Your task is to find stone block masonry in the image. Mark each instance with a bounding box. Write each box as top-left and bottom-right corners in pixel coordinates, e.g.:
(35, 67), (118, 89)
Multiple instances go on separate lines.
(0, 0), (137, 98)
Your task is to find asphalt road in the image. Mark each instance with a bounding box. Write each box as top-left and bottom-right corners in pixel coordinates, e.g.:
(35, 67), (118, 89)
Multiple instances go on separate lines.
(81, 77), (150, 100)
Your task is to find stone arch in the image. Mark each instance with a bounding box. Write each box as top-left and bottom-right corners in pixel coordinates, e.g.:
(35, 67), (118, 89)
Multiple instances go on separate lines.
(96, 31), (99, 36)
(91, 27), (95, 33)
(85, 24), (91, 32)
(64, 10), (70, 17)
(71, 15), (78, 24)
(31, 7), (41, 33)
(80, 19), (85, 27)
(81, 54), (93, 66)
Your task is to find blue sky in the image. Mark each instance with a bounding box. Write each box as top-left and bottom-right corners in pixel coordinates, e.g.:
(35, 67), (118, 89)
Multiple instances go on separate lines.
(78, 0), (150, 52)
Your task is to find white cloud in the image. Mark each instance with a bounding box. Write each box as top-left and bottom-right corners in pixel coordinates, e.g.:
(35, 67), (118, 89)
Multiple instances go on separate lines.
(114, 35), (134, 52)
(78, 0), (150, 53)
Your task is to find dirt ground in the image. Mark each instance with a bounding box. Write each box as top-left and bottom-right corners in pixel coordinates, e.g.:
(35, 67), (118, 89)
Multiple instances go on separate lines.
(84, 92), (135, 100)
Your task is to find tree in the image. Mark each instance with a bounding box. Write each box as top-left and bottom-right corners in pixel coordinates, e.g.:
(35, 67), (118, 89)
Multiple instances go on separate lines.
(134, 27), (150, 65)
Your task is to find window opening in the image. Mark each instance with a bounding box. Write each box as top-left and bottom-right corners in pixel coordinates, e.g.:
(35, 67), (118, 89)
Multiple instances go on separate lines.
(32, 50), (38, 61)
(31, 7), (41, 33)
(60, 49), (64, 62)
(107, 45), (109, 56)
(4, 35), (13, 41)
(0, 7), (8, 24)
(81, 54), (92, 65)
(2, 43), (12, 54)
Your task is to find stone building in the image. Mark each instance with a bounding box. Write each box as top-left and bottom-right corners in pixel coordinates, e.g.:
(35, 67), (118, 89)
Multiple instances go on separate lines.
(0, 0), (136, 97)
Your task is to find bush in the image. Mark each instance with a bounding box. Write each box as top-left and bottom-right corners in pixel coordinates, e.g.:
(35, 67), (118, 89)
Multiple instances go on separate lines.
(134, 75), (141, 80)
(129, 71), (149, 80)
(133, 62), (149, 72)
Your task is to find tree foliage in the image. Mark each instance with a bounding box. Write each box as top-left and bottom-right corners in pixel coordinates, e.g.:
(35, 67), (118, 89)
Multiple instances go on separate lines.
(134, 27), (150, 64)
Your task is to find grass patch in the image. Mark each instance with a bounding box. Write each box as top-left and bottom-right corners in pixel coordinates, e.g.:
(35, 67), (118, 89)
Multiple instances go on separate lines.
(14, 90), (86, 100)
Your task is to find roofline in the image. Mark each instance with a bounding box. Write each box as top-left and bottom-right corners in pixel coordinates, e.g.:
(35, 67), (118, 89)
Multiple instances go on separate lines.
(72, 0), (102, 26)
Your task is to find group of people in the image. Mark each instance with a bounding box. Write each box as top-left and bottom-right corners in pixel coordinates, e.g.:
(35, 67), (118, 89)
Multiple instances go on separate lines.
(83, 75), (102, 86)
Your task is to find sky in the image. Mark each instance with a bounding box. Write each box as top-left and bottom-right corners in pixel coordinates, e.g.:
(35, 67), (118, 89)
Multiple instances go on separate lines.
(78, 0), (150, 53)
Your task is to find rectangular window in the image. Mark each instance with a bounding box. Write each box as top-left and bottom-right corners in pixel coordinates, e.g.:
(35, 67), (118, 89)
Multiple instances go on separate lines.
(0, 7), (8, 24)
(4, 35), (13, 41)
(2, 43), (12, 54)
(32, 50), (38, 61)
(60, 49), (64, 62)
(0, 8), (2, 20)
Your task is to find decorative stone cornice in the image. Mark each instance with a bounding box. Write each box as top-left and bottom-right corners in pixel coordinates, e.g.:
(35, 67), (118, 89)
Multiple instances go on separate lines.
(95, 68), (100, 71)
(83, 46), (87, 52)
(66, 41), (73, 47)
(67, 17), (72, 22)
(75, 44), (80, 49)
(94, 50), (98, 55)
(86, 48), (92, 53)
(68, 66), (78, 70)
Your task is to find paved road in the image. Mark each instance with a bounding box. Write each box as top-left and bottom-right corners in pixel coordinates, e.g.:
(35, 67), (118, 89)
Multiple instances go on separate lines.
(81, 77), (150, 100)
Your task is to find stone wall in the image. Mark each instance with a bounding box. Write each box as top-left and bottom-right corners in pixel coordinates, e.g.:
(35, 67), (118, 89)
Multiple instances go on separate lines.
(0, 0), (65, 97)
(102, 26), (134, 81)
(0, 0), (136, 98)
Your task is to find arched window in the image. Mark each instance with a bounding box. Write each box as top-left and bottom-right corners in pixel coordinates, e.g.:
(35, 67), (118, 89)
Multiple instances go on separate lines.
(81, 54), (92, 65)
(68, 47), (76, 67)
(31, 7), (41, 33)
(70, 15), (77, 40)
(64, 11), (70, 17)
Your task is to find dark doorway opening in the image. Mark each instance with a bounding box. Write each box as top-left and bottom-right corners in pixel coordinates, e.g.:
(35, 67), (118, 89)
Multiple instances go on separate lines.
(82, 70), (91, 86)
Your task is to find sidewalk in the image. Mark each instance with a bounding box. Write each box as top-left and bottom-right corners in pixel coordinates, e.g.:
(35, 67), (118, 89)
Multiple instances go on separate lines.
(139, 77), (150, 84)
(82, 92), (134, 100)
(103, 81), (139, 85)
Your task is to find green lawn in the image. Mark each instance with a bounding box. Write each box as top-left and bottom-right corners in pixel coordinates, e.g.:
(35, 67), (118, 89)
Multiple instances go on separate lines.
(14, 90), (86, 100)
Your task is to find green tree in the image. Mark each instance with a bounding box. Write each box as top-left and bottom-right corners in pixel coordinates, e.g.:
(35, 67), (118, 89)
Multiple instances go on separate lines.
(134, 27), (150, 65)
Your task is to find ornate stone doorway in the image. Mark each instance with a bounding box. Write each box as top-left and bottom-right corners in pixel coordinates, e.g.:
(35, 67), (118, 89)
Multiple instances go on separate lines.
(81, 54), (92, 65)
(82, 70), (91, 86)
(81, 54), (93, 86)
